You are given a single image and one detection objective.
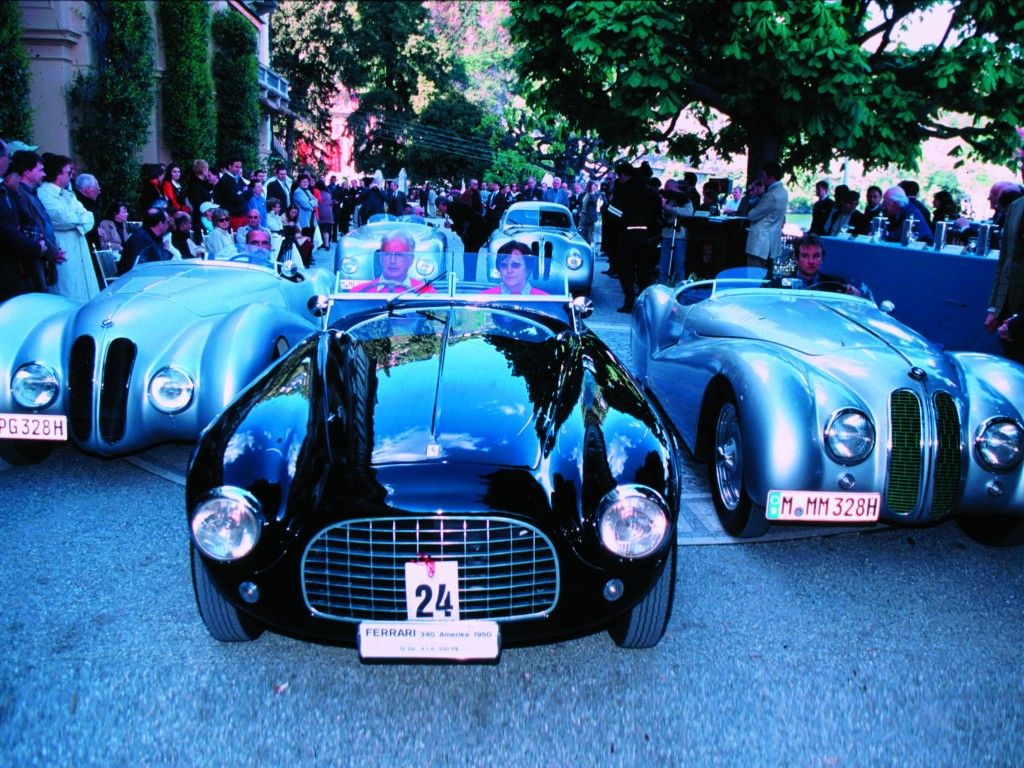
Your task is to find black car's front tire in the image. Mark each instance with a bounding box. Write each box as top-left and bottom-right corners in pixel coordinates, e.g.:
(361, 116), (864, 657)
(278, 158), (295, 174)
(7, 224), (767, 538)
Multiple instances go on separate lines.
(608, 541), (676, 649)
(190, 544), (264, 642)
(708, 391), (771, 538)
(956, 514), (1024, 547)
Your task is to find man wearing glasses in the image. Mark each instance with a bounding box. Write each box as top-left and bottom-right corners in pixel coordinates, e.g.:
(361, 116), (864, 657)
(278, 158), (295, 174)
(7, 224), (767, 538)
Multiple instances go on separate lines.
(353, 232), (437, 293)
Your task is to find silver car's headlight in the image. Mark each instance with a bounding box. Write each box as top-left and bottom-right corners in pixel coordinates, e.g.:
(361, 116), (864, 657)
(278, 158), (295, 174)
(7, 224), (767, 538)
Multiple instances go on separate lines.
(12, 363), (60, 409)
(975, 418), (1023, 472)
(824, 409), (875, 465)
(340, 255), (358, 274)
(565, 248), (583, 270)
(191, 487), (262, 561)
(148, 366), (195, 413)
(597, 485), (670, 559)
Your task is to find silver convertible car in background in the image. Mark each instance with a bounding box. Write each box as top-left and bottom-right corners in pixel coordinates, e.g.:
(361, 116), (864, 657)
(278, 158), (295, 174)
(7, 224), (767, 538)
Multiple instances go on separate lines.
(630, 275), (1024, 546)
(483, 201), (594, 295)
(0, 255), (334, 463)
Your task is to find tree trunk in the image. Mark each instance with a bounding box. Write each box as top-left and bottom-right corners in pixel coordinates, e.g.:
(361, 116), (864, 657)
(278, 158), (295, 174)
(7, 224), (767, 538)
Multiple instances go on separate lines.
(745, 131), (782, 183)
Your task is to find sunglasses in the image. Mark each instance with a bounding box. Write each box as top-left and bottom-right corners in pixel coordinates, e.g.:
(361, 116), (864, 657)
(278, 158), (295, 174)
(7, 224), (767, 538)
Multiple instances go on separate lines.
(216, 217), (229, 223)
(499, 260), (526, 270)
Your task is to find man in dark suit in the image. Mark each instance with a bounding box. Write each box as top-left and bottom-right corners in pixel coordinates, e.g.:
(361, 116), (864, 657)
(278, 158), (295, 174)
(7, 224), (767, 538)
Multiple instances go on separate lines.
(987, 193), (1024, 362)
(809, 180), (834, 235)
(213, 158), (253, 230)
(822, 189), (870, 236)
(266, 165), (292, 211)
(0, 140), (49, 300)
(119, 209), (172, 274)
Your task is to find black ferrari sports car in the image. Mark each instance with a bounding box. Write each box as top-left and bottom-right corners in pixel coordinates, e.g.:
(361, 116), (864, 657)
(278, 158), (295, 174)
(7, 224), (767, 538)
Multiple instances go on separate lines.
(187, 223), (681, 660)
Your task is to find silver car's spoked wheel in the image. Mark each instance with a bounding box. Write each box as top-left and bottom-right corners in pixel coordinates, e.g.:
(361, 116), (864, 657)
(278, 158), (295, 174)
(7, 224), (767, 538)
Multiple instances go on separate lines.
(714, 403), (743, 511)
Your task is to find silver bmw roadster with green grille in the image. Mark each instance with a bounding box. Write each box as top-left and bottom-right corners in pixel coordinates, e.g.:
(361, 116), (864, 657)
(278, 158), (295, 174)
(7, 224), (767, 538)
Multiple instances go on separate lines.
(629, 275), (1024, 545)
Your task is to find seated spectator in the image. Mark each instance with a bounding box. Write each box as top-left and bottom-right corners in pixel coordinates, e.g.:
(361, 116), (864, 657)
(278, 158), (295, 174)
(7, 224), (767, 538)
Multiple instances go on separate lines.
(139, 163), (167, 212)
(822, 189), (870, 237)
(898, 179), (931, 223)
(265, 198), (285, 233)
(721, 185), (742, 215)
(882, 186), (934, 245)
(789, 234), (862, 296)
(97, 201), (130, 253)
(171, 212), (200, 259)
(233, 209), (270, 246)
(120, 209), (172, 273)
(73, 172), (102, 253)
(204, 207), (235, 258)
(931, 190), (960, 229)
(162, 163), (188, 212)
(198, 200), (217, 238)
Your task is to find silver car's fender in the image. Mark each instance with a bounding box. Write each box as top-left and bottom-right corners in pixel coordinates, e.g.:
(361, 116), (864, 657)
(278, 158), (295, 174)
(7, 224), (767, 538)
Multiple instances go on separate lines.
(950, 352), (1024, 513)
(0, 293), (80, 413)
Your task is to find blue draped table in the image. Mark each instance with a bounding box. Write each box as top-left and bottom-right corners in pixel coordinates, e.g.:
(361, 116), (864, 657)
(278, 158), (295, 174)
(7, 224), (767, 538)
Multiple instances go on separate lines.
(819, 236), (1001, 354)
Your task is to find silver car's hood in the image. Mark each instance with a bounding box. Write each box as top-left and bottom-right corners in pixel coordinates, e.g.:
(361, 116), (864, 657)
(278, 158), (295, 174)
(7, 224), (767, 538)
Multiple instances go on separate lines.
(102, 262), (291, 319)
(689, 293), (939, 357)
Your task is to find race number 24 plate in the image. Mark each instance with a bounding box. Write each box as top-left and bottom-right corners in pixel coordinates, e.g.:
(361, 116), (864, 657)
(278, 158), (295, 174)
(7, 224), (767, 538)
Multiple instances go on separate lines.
(766, 490), (881, 523)
(0, 413), (68, 441)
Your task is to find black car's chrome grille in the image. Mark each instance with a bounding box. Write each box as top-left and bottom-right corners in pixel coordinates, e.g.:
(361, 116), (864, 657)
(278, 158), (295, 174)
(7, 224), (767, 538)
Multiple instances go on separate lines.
(68, 335), (95, 441)
(302, 516), (559, 623)
(98, 338), (136, 444)
(887, 389), (963, 516)
(931, 392), (962, 516)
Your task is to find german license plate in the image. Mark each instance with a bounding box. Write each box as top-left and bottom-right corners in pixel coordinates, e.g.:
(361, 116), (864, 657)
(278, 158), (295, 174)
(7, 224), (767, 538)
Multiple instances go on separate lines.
(357, 620), (501, 661)
(0, 413), (68, 441)
(766, 490), (881, 523)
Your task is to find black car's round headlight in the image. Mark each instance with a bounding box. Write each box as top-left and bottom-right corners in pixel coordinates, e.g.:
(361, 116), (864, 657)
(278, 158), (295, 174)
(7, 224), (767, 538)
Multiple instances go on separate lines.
(11, 362), (60, 409)
(975, 418), (1023, 472)
(824, 409), (875, 465)
(191, 487), (263, 561)
(597, 485), (670, 559)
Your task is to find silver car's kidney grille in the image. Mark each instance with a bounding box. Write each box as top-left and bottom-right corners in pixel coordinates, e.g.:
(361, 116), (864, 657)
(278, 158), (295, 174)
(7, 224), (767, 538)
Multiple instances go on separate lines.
(887, 389), (963, 516)
(68, 335), (95, 441)
(302, 516), (559, 623)
(98, 338), (136, 444)
(931, 392), (962, 516)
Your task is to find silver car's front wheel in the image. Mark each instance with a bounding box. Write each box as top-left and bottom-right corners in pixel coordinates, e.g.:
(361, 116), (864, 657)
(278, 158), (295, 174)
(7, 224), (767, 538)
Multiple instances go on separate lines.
(708, 392), (770, 538)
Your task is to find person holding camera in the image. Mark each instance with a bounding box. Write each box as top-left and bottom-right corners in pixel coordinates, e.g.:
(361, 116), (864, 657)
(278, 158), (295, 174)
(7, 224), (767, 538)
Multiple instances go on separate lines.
(658, 179), (693, 285)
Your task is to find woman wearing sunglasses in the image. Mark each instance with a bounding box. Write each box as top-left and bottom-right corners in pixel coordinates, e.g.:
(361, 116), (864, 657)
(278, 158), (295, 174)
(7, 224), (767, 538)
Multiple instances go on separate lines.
(483, 240), (548, 295)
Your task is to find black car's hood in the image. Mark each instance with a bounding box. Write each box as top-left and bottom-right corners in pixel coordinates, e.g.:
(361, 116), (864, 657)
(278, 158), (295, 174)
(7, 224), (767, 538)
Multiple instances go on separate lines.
(329, 307), (574, 469)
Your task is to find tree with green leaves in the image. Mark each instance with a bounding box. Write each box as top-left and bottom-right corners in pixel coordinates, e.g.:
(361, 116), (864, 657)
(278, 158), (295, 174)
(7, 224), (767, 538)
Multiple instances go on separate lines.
(158, 0), (216, 166)
(272, 0), (452, 174)
(212, 10), (261, 170)
(0, 1), (33, 142)
(404, 89), (493, 181)
(509, 0), (1024, 180)
(68, 0), (155, 214)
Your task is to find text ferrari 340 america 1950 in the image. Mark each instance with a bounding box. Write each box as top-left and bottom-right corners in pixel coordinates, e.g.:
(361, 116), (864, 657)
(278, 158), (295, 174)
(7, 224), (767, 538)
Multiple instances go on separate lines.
(187, 222), (680, 660)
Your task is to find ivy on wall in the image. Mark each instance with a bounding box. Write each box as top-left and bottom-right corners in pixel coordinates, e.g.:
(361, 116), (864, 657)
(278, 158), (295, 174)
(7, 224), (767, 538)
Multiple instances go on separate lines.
(0, 1), (34, 142)
(68, 0), (155, 215)
(157, 0), (216, 166)
(212, 10), (260, 170)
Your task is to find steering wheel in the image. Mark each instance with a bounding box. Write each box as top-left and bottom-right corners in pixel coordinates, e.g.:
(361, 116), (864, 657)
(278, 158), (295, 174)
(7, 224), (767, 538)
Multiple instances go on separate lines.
(229, 254), (255, 262)
(808, 279), (852, 295)
(355, 280), (407, 293)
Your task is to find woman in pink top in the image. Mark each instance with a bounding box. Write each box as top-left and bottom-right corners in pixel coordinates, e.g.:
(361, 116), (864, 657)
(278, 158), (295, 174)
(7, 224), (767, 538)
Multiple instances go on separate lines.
(483, 241), (548, 295)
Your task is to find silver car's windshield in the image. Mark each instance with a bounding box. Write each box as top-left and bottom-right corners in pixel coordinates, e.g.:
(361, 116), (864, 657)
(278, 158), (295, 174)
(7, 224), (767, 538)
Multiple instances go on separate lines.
(505, 208), (574, 230)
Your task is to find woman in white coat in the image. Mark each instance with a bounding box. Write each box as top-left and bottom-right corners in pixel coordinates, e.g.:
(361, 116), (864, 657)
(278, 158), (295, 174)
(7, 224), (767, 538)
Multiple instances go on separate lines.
(37, 154), (99, 303)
